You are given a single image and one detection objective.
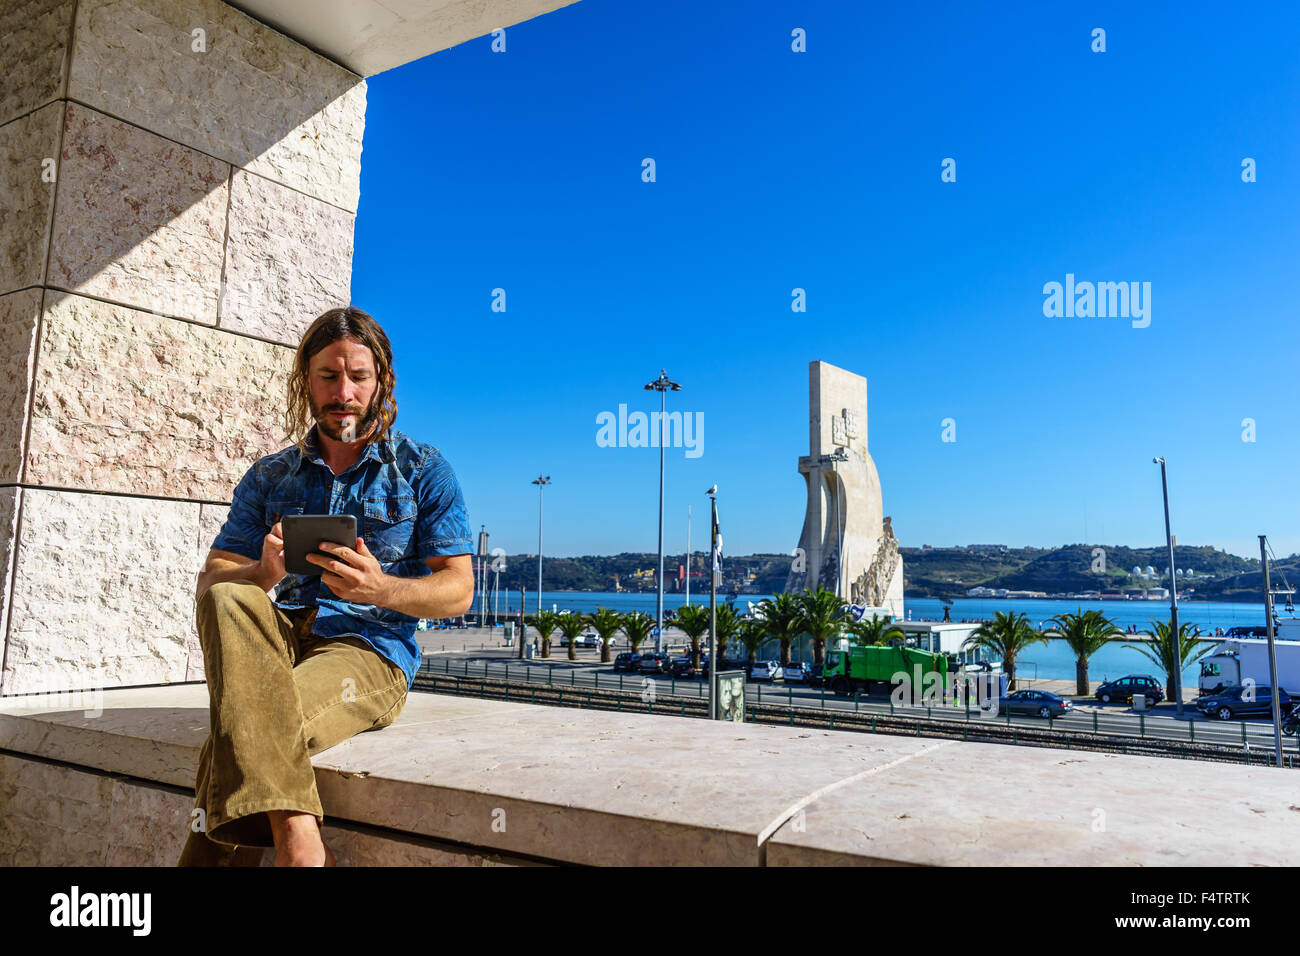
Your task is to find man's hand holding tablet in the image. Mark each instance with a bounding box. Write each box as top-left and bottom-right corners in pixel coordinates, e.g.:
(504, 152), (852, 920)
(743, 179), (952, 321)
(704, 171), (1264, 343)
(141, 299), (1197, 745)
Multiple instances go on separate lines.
(281, 514), (388, 605)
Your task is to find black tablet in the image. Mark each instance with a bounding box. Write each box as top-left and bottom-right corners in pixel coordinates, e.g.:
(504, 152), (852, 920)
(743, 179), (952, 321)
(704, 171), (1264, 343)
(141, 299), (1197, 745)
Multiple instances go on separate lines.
(281, 514), (358, 576)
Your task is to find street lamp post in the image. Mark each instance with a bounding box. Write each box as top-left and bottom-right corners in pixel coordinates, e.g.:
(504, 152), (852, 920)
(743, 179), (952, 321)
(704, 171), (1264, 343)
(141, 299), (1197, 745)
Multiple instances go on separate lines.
(819, 450), (849, 597)
(475, 525), (489, 627)
(1153, 457), (1183, 717)
(645, 369), (682, 654)
(685, 504), (691, 607)
(1260, 535), (1284, 767)
(532, 475), (550, 648)
(707, 484), (718, 720)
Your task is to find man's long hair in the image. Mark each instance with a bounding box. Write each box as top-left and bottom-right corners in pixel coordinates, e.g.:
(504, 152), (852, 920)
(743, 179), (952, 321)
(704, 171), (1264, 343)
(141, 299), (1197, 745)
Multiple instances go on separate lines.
(284, 306), (398, 455)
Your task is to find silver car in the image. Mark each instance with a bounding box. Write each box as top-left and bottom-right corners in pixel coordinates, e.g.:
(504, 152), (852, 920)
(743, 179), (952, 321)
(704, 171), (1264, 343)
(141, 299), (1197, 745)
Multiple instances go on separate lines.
(748, 660), (784, 682)
(783, 661), (810, 683)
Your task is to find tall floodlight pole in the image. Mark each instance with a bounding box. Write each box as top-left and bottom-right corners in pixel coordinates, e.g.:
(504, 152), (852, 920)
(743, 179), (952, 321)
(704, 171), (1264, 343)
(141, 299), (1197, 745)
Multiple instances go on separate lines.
(819, 450), (849, 597)
(1260, 536), (1283, 767)
(532, 475), (550, 635)
(707, 484), (719, 720)
(1153, 458), (1183, 717)
(645, 369), (682, 654)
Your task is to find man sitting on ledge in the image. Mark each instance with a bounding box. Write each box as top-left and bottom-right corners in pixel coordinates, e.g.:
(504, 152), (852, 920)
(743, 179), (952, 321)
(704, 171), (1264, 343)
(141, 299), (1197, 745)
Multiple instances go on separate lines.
(181, 306), (474, 866)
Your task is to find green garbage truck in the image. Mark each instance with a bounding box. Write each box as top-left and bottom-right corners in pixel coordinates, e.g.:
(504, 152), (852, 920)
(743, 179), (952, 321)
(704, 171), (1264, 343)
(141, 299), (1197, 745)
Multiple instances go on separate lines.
(823, 643), (951, 699)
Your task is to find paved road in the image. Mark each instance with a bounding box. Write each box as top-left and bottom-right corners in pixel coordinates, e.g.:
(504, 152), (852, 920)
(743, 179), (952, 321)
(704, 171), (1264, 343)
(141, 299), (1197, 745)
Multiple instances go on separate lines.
(419, 647), (1300, 756)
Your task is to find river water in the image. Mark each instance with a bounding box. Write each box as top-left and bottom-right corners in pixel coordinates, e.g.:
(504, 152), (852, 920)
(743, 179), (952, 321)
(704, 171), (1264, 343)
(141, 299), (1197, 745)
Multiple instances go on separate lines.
(472, 592), (1288, 684)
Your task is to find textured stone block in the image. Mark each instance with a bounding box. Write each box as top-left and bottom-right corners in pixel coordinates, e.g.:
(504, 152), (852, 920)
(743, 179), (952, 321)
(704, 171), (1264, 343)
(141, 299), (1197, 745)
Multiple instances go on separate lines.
(0, 751), (519, 866)
(68, 0), (365, 211)
(104, 776), (196, 866)
(188, 502), (233, 680)
(27, 293), (292, 498)
(0, 487), (19, 664)
(0, 101), (62, 295)
(0, 290), (42, 482)
(0, 488), (200, 693)
(0, 752), (115, 865)
(260, 823), (528, 866)
(47, 104), (229, 321)
(220, 169), (354, 343)
(0, 0), (74, 126)
(0, 753), (223, 866)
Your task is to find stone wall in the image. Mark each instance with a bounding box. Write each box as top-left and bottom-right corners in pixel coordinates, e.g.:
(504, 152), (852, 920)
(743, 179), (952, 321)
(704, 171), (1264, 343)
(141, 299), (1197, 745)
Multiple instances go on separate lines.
(0, 0), (366, 693)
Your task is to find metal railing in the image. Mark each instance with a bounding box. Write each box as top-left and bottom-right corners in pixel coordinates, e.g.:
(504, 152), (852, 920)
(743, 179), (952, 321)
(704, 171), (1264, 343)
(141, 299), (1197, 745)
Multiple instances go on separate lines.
(413, 659), (1299, 769)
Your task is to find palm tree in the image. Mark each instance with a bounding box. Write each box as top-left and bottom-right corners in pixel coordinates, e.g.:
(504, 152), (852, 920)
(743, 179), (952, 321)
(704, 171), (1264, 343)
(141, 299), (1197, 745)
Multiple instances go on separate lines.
(1124, 618), (1213, 702)
(847, 614), (906, 648)
(795, 585), (847, 665)
(962, 610), (1046, 690)
(620, 611), (655, 653)
(557, 611), (586, 661)
(585, 607), (623, 664)
(756, 592), (803, 666)
(737, 619), (768, 668)
(674, 604), (711, 669)
(532, 610), (560, 659)
(710, 604), (743, 663)
(1048, 608), (1120, 696)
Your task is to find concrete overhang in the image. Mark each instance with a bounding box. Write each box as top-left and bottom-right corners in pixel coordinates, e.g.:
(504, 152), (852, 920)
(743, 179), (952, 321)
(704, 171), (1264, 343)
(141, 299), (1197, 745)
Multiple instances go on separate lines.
(226, 0), (582, 76)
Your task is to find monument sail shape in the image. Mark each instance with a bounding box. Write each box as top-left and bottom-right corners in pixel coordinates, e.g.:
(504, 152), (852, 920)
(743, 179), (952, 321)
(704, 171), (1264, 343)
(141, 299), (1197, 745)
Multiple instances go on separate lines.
(785, 361), (904, 618)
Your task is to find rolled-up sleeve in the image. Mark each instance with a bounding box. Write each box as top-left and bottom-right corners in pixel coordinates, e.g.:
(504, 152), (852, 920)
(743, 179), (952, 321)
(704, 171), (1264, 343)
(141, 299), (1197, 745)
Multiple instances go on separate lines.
(211, 466), (267, 561)
(415, 449), (473, 558)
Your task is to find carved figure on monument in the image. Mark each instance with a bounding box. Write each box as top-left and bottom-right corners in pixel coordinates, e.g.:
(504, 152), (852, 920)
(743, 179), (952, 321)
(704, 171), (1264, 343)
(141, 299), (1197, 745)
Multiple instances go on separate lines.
(785, 362), (904, 618)
(850, 516), (901, 608)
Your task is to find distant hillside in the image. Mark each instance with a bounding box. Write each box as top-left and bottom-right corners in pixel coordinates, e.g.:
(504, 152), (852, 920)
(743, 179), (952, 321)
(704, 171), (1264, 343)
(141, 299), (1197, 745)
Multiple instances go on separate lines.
(901, 544), (1292, 602)
(477, 545), (1296, 604)
(487, 551), (791, 595)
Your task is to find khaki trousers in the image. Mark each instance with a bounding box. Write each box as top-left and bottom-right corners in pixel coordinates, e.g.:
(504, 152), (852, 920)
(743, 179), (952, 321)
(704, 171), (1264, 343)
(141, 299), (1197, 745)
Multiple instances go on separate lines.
(177, 579), (408, 866)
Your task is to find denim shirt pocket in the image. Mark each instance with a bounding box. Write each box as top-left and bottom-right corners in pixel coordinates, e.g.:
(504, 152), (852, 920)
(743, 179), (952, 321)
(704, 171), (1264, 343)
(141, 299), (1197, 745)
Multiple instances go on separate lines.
(266, 498), (306, 526)
(362, 494), (417, 563)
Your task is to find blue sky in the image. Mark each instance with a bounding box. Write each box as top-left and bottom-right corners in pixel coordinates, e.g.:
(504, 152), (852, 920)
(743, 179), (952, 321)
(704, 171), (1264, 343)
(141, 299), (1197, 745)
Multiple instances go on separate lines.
(351, 0), (1300, 560)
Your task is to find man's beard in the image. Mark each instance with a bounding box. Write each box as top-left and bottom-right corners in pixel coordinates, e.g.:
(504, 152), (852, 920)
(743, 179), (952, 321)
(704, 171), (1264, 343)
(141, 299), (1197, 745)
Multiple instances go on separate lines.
(313, 397), (379, 444)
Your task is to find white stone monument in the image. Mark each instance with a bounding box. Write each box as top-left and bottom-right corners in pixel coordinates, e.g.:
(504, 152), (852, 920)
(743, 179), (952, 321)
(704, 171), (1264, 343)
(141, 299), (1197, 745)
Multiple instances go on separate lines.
(785, 361), (903, 617)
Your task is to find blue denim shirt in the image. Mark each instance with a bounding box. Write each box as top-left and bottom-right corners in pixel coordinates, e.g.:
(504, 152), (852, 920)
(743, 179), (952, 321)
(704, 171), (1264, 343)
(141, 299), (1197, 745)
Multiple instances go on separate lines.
(210, 424), (473, 690)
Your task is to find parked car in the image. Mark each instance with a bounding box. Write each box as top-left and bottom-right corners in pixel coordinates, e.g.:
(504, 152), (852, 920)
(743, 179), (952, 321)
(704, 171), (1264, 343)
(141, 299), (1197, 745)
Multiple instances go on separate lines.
(806, 663), (825, 688)
(980, 689), (1073, 718)
(670, 656), (701, 679)
(783, 661), (811, 683)
(1195, 685), (1295, 721)
(1095, 675), (1165, 705)
(613, 652), (642, 673)
(637, 652), (672, 674)
(748, 660), (784, 682)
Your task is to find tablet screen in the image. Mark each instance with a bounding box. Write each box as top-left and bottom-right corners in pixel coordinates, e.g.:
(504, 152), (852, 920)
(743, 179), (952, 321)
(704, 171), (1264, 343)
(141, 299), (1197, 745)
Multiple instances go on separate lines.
(281, 514), (358, 576)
